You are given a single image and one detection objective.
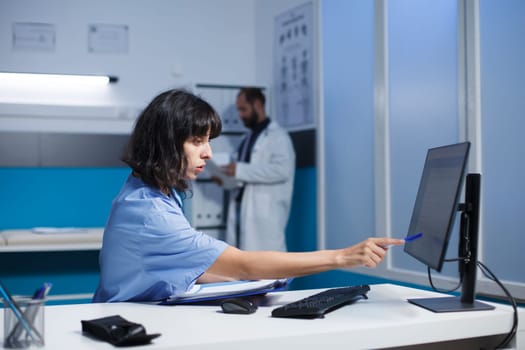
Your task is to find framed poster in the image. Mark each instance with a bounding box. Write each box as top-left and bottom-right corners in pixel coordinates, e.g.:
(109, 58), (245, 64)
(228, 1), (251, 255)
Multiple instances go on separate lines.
(88, 24), (129, 53)
(273, 2), (315, 130)
(13, 23), (55, 51)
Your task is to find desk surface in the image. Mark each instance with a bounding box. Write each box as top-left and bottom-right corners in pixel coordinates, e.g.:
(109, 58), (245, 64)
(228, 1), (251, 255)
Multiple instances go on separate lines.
(1, 284), (522, 349)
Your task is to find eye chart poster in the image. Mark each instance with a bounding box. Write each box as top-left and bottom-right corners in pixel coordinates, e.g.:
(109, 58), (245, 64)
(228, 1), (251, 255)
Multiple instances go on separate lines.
(273, 2), (315, 130)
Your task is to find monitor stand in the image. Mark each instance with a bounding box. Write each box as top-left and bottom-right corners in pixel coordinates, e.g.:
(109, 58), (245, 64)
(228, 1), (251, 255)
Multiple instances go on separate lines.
(408, 174), (495, 313)
(407, 296), (495, 313)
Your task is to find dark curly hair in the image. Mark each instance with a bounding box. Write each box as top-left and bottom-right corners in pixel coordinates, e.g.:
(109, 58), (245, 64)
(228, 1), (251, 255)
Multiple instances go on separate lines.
(122, 89), (221, 193)
(238, 87), (266, 106)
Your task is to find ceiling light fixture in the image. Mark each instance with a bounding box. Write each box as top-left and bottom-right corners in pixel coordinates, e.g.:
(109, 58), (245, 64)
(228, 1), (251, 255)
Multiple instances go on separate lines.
(0, 72), (118, 87)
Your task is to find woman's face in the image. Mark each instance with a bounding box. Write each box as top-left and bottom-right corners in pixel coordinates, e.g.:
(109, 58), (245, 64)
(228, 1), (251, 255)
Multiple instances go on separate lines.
(183, 134), (212, 180)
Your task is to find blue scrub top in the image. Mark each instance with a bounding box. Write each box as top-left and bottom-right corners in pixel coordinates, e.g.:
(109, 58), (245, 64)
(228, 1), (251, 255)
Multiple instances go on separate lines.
(93, 174), (228, 302)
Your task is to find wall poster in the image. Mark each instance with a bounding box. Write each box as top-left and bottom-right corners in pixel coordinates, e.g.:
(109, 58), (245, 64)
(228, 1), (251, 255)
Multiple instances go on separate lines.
(273, 2), (315, 130)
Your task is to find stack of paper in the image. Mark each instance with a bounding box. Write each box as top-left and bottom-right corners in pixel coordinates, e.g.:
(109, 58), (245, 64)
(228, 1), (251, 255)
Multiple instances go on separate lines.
(205, 158), (238, 190)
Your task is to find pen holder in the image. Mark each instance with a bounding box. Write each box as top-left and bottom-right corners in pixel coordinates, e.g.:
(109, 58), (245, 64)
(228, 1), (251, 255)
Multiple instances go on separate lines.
(3, 297), (45, 349)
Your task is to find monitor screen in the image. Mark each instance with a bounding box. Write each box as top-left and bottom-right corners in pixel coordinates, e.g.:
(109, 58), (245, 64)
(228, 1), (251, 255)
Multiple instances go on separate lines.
(404, 142), (470, 272)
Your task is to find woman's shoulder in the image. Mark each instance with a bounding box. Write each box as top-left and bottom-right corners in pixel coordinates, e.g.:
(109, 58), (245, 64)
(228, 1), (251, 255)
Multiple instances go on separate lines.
(115, 176), (179, 211)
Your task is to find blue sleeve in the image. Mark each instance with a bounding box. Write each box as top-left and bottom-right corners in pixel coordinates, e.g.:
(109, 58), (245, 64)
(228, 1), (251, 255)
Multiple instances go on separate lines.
(142, 207), (228, 290)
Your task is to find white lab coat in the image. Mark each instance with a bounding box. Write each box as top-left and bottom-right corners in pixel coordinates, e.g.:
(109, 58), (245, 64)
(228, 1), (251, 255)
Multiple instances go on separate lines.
(225, 120), (295, 251)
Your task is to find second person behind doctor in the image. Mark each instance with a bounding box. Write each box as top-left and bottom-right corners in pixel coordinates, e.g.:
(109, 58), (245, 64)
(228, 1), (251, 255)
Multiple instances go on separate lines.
(219, 87), (295, 251)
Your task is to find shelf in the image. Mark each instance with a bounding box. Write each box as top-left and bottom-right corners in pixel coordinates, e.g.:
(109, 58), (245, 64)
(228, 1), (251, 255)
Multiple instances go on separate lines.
(0, 243), (101, 253)
(0, 228), (103, 253)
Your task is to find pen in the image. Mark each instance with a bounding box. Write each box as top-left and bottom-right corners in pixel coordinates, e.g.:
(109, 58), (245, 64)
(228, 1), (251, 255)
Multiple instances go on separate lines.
(33, 282), (53, 300)
(405, 232), (423, 242)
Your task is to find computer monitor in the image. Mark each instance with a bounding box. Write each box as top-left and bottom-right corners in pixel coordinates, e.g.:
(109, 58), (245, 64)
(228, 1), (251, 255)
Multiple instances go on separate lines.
(403, 142), (494, 312)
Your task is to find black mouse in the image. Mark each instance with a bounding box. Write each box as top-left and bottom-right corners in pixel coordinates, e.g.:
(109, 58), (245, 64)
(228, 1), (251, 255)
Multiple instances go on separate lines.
(220, 298), (258, 314)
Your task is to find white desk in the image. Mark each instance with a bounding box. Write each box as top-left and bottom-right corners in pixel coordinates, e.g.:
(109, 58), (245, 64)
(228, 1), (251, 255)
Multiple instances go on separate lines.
(1, 284), (522, 349)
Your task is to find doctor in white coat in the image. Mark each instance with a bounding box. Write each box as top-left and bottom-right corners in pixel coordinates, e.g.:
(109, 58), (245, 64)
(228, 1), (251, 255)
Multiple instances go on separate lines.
(220, 87), (295, 251)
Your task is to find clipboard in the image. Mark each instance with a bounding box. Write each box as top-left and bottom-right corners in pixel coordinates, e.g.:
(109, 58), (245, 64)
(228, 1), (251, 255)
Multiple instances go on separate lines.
(205, 159), (238, 190)
(160, 278), (292, 305)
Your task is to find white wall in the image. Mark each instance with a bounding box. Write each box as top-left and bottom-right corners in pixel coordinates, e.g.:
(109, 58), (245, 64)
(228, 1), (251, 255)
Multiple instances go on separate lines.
(0, 0), (258, 132)
(0, 0), (320, 133)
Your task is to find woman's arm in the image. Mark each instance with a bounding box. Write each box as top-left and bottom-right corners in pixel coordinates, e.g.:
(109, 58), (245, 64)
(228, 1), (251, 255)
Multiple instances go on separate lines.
(206, 237), (404, 280)
(196, 272), (237, 284)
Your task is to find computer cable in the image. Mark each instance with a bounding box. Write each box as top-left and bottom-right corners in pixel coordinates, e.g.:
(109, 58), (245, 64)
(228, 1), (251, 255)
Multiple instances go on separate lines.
(427, 257), (518, 349)
(476, 261), (518, 349)
(426, 258), (463, 293)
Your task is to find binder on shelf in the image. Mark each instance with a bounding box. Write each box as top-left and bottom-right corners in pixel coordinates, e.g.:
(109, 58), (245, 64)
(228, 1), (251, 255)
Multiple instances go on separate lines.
(161, 278), (292, 305)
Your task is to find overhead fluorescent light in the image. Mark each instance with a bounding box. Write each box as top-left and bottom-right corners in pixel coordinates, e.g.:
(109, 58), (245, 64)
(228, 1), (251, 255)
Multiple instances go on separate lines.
(0, 72), (118, 87)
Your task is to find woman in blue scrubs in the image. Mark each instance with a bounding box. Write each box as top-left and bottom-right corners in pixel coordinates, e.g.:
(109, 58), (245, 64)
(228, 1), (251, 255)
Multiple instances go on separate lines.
(93, 89), (403, 302)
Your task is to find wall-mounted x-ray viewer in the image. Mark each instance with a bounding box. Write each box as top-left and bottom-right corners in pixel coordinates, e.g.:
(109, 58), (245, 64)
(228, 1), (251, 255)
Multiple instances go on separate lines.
(0, 72), (118, 88)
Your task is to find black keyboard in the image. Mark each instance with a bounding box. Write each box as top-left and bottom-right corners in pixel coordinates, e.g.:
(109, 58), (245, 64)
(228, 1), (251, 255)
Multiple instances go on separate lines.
(271, 285), (370, 318)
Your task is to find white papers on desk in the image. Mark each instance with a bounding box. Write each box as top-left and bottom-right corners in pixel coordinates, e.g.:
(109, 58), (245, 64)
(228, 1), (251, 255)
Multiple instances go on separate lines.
(163, 278), (291, 304)
(32, 227), (91, 234)
(205, 159), (238, 190)
(1, 228), (103, 246)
